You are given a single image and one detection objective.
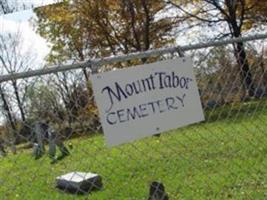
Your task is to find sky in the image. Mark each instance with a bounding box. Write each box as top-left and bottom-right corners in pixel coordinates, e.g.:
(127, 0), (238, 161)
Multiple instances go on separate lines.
(0, 0), (63, 70)
(0, 1), (62, 124)
(1, 0), (63, 14)
(0, 9), (49, 67)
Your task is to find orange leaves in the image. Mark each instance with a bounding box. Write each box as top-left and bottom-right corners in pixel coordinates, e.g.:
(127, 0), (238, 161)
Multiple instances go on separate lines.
(34, 0), (176, 63)
(238, 0), (267, 31)
(242, 20), (253, 31)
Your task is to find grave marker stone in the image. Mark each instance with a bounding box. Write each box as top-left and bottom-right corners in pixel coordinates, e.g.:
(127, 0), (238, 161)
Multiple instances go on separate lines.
(56, 172), (102, 194)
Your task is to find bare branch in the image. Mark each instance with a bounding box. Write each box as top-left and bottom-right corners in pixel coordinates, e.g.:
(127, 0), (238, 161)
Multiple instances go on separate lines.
(167, 0), (224, 24)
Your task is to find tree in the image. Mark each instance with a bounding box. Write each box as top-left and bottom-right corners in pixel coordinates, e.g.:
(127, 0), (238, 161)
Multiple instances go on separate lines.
(0, 0), (15, 14)
(34, 0), (177, 64)
(167, 0), (267, 97)
(0, 85), (16, 132)
(0, 30), (37, 147)
(33, 0), (178, 134)
(25, 83), (65, 123)
(0, 30), (37, 122)
(0, 0), (46, 15)
(243, 0), (267, 27)
(52, 71), (87, 126)
(51, 72), (99, 131)
(0, 84), (18, 152)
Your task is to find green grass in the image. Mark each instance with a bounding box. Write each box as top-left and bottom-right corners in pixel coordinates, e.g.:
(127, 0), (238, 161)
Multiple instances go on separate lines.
(0, 99), (267, 199)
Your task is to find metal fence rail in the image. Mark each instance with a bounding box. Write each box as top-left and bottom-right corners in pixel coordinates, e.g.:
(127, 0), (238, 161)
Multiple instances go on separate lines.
(0, 33), (266, 83)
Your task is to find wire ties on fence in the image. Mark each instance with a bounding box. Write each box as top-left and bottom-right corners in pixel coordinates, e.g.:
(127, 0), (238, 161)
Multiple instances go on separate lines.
(175, 46), (185, 57)
(86, 60), (98, 75)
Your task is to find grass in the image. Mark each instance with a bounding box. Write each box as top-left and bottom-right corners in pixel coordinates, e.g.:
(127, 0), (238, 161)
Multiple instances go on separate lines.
(0, 99), (267, 199)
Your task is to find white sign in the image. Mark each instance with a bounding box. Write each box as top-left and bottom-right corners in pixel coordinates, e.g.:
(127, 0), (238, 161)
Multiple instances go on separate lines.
(91, 58), (204, 146)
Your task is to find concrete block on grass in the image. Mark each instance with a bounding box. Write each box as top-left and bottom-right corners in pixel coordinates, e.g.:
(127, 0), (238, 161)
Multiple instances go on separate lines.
(56, 172), (102, 194)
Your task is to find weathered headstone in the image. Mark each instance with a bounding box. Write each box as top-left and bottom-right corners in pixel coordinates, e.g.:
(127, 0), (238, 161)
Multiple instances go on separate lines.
(206, 100), (218, 109)
(56, 172), (102, 194)
(148, 181), (169, 200)
(31, 121), (70, 162)
(32, 143), (43, 159)
(255, 87), (265, 98)
(0, 139), (6, 157)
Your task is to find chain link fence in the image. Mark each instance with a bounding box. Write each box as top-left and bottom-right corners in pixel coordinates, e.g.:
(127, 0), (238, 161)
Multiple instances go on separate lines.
(0, 34), (267, 199)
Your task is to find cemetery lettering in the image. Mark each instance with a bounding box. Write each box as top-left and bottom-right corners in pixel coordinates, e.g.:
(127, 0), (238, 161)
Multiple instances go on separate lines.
(102, 71), (192, 125)
(92, 58), (205, 146)
(105, 94), (186, 125)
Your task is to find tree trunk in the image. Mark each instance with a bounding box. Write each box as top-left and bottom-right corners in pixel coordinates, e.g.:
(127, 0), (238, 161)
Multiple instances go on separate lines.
(0, 86), (16, 131)
(12, 80), (26, 121)
(0, 85), (17, 153)
(0, 0), (11, 14)
(236, 42), (255, 96)
(234, 42), (255, 97)
(230, 16), (255, 97)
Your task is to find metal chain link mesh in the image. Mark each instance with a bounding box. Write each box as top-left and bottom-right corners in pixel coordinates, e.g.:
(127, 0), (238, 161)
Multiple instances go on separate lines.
(0, 36), (266, 199)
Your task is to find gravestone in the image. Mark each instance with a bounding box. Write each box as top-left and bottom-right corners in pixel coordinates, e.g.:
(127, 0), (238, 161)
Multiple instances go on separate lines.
(206, 100), (218, 109)
(32, 143), (43, 159)
(56, 172), (102, 194)
(0, 139), (6, 157)
(148, 181), (169, 200)
(31, 121), (70, 162)
(255, 87), (265, 98)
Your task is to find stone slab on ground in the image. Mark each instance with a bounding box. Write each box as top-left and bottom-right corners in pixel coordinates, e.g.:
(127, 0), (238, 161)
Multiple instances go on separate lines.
(56, 172), (102, 194)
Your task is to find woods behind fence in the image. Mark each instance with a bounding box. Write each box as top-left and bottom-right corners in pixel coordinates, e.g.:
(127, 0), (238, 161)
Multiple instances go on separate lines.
(0, 34), (266, 199)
